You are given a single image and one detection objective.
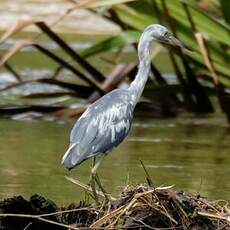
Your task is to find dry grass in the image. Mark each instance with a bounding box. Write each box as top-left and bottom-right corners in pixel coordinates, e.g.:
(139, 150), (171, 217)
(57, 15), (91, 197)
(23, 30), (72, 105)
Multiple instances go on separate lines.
(0, 184), (229, 229)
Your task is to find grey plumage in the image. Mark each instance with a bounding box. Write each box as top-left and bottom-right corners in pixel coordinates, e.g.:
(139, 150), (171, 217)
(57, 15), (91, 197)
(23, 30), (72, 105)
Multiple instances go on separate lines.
(62, 24), (185, 170)
(62, 89), (133, 169)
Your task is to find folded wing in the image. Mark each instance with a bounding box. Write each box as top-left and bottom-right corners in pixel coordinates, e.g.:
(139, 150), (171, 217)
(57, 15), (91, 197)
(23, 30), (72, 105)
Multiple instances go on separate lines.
(62, 90), (133, 169)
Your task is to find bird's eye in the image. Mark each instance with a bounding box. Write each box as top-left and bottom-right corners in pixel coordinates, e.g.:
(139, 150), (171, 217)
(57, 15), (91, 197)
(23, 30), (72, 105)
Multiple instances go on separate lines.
(164, 31), (169, 37)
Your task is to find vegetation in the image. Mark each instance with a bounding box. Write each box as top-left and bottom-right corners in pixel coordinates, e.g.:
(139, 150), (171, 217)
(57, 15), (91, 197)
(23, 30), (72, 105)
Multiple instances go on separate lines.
(0, 2), (229, 228)
(0, 0), (230, 122)
(0, 183), (229, 229)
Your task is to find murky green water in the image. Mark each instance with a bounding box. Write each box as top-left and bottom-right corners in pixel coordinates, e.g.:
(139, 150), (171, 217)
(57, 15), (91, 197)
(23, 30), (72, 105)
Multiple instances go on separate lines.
(0, 117), (229, 205)
(0, 0), (229, 205)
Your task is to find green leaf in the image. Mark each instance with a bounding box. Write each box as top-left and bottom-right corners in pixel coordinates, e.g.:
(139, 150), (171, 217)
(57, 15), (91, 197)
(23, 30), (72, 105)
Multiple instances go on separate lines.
(81, 30), (140, 57)
(85, 1), (230, 85)
(112, 4), (157, 31)
(177, 0), (230, 45)
(219, 0), (230, 24)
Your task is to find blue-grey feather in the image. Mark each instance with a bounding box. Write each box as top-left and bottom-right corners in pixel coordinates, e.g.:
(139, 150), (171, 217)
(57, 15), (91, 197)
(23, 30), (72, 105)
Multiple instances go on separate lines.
(62, 24), (185, 170)
(62, 89), (134, 169)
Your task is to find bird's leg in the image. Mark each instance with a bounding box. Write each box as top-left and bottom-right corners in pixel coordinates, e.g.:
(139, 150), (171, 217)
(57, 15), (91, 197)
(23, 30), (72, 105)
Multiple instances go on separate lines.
(92, 156), (96, 168)
(90, 155), (107, 205)
(91, 154), (105, 175)
(90, 156), (99, 205)
(91, 155), (110, 203)
(90, 176), (99, 205)
(95, 173), (110, 203)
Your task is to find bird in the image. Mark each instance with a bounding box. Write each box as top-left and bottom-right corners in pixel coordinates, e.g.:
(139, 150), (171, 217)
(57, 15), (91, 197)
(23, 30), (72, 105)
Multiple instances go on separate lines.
(62, 24), (185, 174)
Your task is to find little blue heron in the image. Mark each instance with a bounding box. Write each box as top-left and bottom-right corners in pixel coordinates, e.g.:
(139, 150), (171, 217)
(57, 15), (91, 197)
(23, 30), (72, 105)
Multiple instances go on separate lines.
(62, 24), (185, 175)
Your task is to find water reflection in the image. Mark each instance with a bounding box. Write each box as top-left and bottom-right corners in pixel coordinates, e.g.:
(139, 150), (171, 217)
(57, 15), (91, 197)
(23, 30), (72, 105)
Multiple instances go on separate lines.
(0, 117), (229, 205)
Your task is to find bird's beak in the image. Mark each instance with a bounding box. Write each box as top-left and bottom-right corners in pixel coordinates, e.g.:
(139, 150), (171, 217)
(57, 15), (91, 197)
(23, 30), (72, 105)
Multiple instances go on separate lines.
(167, 35), (193, 51)
(168, 35), (184, 48)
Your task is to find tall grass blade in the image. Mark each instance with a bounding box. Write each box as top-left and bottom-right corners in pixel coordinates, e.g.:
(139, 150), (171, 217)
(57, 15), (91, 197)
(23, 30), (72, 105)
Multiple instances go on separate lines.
(219, 0), (230, 24)
(82, 31), (139, 58)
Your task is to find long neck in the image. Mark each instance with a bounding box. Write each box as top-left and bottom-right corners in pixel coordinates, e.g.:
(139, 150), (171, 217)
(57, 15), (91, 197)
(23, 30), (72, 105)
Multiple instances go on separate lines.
(128, 33), (153, 106)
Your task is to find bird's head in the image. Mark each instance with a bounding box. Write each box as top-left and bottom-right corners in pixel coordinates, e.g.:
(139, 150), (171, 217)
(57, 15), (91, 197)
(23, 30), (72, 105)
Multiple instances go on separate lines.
(143, 24), (188, 49)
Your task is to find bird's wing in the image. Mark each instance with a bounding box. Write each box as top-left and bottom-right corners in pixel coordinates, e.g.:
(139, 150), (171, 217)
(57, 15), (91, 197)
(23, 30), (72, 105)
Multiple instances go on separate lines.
(63, 90), (133, 168)
(71, 91), (133, 154)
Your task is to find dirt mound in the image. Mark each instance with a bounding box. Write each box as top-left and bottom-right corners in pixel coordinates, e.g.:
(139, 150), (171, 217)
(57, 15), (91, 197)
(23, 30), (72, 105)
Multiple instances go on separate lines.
(108, 185), (229, 229)
(0, 185), (229, 229)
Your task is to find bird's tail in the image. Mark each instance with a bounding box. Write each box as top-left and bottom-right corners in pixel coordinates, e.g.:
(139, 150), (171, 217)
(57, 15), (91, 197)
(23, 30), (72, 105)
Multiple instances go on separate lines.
(61, 143), (82, 170)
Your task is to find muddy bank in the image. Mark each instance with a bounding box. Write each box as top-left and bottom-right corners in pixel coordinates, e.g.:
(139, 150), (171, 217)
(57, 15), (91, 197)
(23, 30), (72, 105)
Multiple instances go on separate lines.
(0, 185), (229, 229)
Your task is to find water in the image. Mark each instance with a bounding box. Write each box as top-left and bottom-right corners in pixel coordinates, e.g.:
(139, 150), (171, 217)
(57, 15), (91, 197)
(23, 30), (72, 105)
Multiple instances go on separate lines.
(0, 117), (229, 205)
(0, 0), (119, 34)
(0, 0), (229, 205)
